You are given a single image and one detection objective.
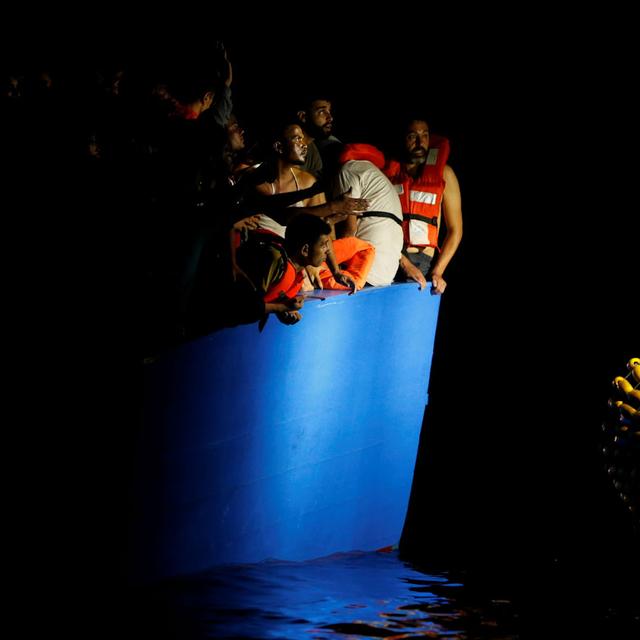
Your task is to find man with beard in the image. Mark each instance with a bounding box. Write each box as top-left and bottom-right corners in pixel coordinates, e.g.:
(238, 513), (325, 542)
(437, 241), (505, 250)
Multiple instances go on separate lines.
(384, 119), (463, 295)
(297, 96), (341, 178)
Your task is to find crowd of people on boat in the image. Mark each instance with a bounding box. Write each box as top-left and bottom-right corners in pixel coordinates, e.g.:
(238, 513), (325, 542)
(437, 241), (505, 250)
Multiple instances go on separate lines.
(2, 43), (463, 354)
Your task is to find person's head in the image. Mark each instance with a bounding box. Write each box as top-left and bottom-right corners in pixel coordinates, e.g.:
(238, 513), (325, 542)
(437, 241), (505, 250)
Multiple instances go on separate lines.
(226, 114), (245, 153)
(36, 69), (53, 90)
(339, 143), (385, 169)
(163, 62), (220, 117)
(1, 73), (22, 98)
(285, 214), (332, 267)
(297, 97), (334, 140)
(110, 69), (125, 96)
(404, 119), (430, 164)
(404, 120), (429, 164)
(274, 123), (307, 165)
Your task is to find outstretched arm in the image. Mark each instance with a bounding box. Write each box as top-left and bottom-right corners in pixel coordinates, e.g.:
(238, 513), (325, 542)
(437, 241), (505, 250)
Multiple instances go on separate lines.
(218, 41), (233, 87)
(242, 185), (368, 226)
(298, 187), (369, 220)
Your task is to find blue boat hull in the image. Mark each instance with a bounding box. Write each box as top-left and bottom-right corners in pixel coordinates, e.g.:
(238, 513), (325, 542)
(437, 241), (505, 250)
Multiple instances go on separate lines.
(132, 284), (440, 581)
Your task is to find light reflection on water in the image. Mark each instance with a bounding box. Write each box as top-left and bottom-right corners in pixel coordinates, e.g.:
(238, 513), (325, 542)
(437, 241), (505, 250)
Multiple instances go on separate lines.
(128, 550), (519, 638)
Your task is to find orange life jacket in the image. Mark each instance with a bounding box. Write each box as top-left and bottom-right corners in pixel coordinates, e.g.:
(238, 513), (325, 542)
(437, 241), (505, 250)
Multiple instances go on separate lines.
(384, 135), (450, 249)
(241, 230), (304, 303)
(339, 143), (385, 169)
(263, 260), (303, 302)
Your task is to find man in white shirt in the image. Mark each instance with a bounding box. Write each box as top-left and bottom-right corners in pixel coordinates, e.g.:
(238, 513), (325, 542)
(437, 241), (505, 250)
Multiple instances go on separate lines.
(335, 144), (425, 288)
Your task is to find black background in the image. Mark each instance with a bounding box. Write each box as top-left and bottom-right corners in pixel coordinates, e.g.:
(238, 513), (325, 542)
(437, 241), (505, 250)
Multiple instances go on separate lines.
(5, 20), (638, 635)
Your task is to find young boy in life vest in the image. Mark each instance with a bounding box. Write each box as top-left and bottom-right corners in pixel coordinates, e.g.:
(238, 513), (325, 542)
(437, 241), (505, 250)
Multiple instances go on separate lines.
(236, 214), (338, 326)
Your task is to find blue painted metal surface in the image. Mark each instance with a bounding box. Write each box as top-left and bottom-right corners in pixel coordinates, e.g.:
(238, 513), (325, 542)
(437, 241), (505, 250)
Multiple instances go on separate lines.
(132, 283), (440, 581)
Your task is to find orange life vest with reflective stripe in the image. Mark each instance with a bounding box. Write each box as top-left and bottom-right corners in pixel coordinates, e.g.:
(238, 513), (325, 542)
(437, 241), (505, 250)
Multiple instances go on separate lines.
(384, 135), (450, 249)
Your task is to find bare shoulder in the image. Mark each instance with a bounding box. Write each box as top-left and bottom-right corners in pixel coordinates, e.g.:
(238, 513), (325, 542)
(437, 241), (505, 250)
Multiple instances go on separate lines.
(292, 167), (318, 189)
(443, 164), (461, 192)
(255, 181), (273, 196)
(443, 164), (458, 180)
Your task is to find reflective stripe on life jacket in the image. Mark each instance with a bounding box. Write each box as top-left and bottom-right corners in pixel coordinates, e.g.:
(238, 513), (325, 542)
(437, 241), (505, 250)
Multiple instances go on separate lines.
(384, 135), (450, 249)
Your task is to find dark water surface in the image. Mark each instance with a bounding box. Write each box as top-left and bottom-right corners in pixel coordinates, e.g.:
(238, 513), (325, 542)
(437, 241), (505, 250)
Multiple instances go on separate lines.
(126, 551), (519, 639)
(121, 546), (640, 639)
